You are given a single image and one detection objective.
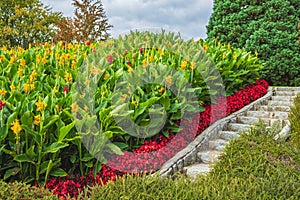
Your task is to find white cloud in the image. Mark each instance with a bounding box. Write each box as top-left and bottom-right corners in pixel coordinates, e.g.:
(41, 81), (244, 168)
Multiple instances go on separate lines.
(40, 0), (213, 39)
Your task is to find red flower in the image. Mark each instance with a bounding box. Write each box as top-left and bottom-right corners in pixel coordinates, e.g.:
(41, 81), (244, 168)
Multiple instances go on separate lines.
(127, 61), (132, 67)
(107, 55), (114, 64)
(0, 101), (6, 110)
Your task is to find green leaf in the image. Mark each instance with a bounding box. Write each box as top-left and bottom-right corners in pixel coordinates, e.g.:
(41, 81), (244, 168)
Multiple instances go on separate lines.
(43, 142), (69, 154)
(58, 121), (75, 142)
(113, 142), (129, 149)
(14, 154), (35, 164)
(107, 143), (124, 156)
(20, 111), (34, 126)
(50, 168), (67, 177)
(4, 167), (20, 180)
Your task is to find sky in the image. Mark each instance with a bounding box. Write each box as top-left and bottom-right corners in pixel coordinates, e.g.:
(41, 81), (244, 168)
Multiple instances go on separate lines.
(40, 0), (214, 40)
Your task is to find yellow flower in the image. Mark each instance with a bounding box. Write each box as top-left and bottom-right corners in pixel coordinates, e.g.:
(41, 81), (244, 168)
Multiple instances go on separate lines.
(30, 84), (35, 90)
(36, 54), (41, 64)
(180, 60), (187, 70)
(142, 59), (148, 67)
(0, 89), (7, 96)
(35, 98), (47, 112)
(166, 75), (173, 85)
(222, 54), (226, 60)
(20, 58), (26, 67)
(71, 103), (79, 113)
(42, 57), (47, 64)
(64, 72), (73, 83)
(158, 86), (165, 94)
(128, 67), (134, 73)
(121, 94), (128, 103)
(131, 101), (137, 107)
(255, 51), (258, 57)
(0, 55), (5, 62)
(71, 61), (76, 69)
(33, 115), (41, 126)
(23, 83), (30, 93)
(149, 56), (154, 63)
(10, 83), (16, 93)
(90, 67), (102, 76)
(103, 74), (110, 80)
(84, 105), (89, 112)
(29, 71), (38, 83)
(11, 119), (22, 135)
(55, 53), (60, 60)
(228, 43), (231, 49)
(17, 67), (23, 77)
(9, 56), (15, 64)
(190, 61), (196, 70)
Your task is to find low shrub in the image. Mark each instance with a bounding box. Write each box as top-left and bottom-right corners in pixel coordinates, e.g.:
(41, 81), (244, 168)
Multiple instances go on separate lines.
(289, 93), (300, 145)
(0, 180), (58, 199)
(85, 122), (300, 200)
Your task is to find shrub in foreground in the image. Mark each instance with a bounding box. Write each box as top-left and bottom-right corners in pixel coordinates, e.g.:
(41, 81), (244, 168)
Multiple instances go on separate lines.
(84, 122), (300, 199)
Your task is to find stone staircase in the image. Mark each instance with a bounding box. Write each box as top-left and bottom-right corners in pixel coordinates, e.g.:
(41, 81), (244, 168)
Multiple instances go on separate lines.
(182, 87), (300, 179)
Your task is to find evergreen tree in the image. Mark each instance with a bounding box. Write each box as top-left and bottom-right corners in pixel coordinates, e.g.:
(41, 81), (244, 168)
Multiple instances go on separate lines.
(54, 0), (113, 43)
(0, 0), (61, 48)
(206, 0), (300, 86)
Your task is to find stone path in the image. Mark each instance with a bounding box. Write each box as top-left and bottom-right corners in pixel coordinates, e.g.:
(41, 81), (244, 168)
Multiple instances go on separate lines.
(183, 87), (300, 179)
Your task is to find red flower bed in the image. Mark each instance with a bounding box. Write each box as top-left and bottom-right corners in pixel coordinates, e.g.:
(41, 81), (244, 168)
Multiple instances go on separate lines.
(45, 79), (268, 199)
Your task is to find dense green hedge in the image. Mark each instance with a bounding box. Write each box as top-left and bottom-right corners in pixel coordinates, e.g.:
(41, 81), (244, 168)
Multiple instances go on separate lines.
(206, 0), (300, 86)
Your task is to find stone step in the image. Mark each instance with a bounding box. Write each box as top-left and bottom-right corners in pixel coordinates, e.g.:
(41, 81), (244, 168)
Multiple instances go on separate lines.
(275, 90), (300, 96)
(246, 111), (289, 119)
(274, 87), (300, 92)
(183, 163), (211, 178)
(197, 150), (222, 164)
(209, 139), (229, 151)
(219, 131), (240, 140)
(228, 123), (251, 132)
(237, 116), (285, 126)
(268, 100), (293, 107)
(271, 96), (294, 102)
(255, 105), (290, 112)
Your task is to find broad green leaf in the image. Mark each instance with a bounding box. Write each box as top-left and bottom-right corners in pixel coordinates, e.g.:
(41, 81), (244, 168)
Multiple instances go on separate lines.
(43, 142), (69, 154)
(4, 167), (20, 180)
(50, 168), (67, 177)
(58, 121), (75, 142)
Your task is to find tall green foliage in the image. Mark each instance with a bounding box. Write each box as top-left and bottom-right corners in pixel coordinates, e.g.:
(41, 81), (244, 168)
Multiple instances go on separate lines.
(206, 0), (300, 86)
(0, 0), (61, 48)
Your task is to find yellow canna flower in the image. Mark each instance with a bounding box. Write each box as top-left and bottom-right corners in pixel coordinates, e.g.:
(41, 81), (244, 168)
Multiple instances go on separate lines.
(190, 61), (196, 70)
(180, 60), (187, 70)
(33, 115), (41, 126)
(42, 57), (47, 64)
(131, 101), (137, 107)
(23, 83), (30, 93)
(11, 119), (22, 135)
(128, 67), (134, 73)
(166, 75), (173, 85)
(64, 72), (73, 83)
(35, 98), (47, 112)
(36, 54), (41, 64)
(17, 67), (23, 77)
(30, 84), (35, 90)
(71, 102), (79, 113)
(228, 44), (231, 49)
(222, 54), (226, 60)
(19, 58), (26, 67)
(158, 86), (165, 94)
(0, 89), (7, 96)
(10, 83), (15, 93)
(255, 51), (258, 57)
(142, 59), (148, 67)
(9, 56), (15, 64)
(29, 71), (38, 83)
(103, 74), (110, 80)
(0, 55), (5, 62)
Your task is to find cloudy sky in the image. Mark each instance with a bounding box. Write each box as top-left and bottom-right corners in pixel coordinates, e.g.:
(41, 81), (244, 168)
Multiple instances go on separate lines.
(40, 0), (214, 40)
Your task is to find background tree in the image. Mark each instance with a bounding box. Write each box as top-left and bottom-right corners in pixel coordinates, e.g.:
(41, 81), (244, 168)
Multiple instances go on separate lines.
(54, 0), (113, 43)
(0, 0), (61, 48)
(206, 0), (300, 86)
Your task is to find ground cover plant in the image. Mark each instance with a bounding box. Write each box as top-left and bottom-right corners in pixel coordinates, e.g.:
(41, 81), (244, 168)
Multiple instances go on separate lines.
(0, 31), (267, 198)
(84, 122), (300, 200)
